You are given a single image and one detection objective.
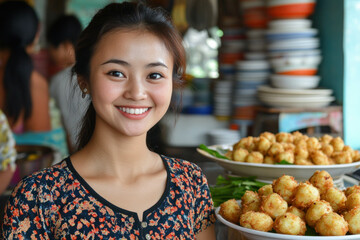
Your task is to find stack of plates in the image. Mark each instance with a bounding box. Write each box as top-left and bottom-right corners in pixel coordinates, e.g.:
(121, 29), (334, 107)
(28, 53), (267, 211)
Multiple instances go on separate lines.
(207, 129), (241, 145)
(213, 80), (234, 118)
(257, 85), (335, 108)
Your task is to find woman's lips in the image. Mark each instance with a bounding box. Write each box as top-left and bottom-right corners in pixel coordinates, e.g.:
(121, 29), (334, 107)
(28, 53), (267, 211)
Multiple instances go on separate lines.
(116, 106), (151, 119)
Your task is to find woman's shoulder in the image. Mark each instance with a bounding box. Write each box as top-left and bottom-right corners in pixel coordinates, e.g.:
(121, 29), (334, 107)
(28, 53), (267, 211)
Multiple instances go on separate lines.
(162, 155), (204, 179)
(11, 158), (71, 197)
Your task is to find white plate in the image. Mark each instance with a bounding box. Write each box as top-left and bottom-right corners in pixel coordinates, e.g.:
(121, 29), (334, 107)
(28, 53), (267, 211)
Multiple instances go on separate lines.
(197, 144), (360, 184)
(258, 98), (334, 108)
(258, 85), (333, 96)
(215, 205), (360, 240)
(268, 19), (312, 30)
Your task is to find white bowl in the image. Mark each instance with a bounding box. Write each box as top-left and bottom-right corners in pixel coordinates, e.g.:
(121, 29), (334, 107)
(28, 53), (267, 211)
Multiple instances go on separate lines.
(268, 49), (321, 59)
(268, 38), (319, 51)
(270, 55), (322, 68)
(270, 74), (320, 89)
(197, 144), (359, 185)
(215, 205), (360, 240)
(267, 0), (316, 6)
(268, 19), (312, 29)
(265, 28), (318, 40)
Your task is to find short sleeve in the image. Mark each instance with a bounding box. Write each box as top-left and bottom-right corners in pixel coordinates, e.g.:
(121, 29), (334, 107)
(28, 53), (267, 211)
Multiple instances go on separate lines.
(2, 176), (52, 239)
(0, 110), (16, 171)
(192, 166), (216, 234)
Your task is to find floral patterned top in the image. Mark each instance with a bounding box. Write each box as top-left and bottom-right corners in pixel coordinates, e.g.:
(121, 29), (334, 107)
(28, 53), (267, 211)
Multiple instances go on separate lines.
(2, 155), (216, 239)
(0, 110), (16, 171)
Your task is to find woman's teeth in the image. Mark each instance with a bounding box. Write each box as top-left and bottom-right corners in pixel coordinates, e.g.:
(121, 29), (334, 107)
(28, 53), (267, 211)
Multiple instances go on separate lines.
(118, 107), (149, 115)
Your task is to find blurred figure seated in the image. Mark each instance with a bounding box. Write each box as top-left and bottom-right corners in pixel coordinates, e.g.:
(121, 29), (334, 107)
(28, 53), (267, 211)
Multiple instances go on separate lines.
(47, 14), (86, 153)
(0, 1), (67, 159)
(0, 110), (16, 195)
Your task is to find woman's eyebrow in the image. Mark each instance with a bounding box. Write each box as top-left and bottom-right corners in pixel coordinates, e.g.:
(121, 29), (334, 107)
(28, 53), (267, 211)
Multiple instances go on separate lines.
(146, 62), (168, 69)
(101, 59), (129, 66)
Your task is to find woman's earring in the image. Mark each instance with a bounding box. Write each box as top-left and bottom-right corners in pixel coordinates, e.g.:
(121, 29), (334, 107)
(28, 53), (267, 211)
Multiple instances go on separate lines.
(82, 88), (88, 99)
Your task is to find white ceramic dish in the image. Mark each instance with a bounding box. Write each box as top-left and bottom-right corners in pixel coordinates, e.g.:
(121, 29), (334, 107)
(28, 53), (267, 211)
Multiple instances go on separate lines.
(268, 38), (319, 51)
(196, 144), (360, 184)
(267, 0), (316, 7)
(258, 96), (334, 108)
(270, 74), (320, 89)
(268, 19), (312, 30)
(257, 85), (333, 96)
(215, 205), (360, 240)
(268, 49), (321, 59)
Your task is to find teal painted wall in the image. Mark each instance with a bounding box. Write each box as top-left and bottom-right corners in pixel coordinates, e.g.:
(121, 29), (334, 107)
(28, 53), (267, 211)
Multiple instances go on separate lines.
(312, 0), (344, 104)
(343, 0), (360, 150)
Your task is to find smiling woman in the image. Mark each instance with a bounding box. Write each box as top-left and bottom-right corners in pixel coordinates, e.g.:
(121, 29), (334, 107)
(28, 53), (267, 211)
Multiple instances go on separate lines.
(2, 2), (216, 240)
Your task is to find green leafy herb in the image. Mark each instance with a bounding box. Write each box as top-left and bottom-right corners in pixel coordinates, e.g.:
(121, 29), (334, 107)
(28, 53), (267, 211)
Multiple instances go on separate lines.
(210, 175), (267, 207)
(275, 160), (293, 165)
(198, 144), (229, 160)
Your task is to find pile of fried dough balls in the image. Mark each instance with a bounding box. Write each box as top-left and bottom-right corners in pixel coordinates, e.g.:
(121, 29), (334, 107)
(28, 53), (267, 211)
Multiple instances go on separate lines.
(219, 170), (360, 236)
(225, 131), (360, 165)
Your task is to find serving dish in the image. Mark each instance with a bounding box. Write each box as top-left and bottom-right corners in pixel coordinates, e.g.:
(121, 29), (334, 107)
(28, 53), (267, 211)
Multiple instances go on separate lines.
(215, 204), (360, 240)
(197, 144), (360, 186)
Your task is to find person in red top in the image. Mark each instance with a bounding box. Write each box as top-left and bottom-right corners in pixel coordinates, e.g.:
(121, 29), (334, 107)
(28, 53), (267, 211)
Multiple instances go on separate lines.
(2, 2), (216, 239)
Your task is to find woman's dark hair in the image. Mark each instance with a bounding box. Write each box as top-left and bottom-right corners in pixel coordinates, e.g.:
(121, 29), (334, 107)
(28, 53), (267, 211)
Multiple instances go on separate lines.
(73, 1), (186, 150)
(46, 15), (83, 48)
(0, 1), (39, 123)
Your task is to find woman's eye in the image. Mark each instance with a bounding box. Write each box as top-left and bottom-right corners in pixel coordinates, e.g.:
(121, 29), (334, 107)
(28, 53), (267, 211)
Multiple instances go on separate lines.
(148, 73), (163, 80)
(107, 71), (124, 78)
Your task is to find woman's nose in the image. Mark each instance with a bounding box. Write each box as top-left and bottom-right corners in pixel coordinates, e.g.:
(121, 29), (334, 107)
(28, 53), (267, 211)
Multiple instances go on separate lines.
(123, 78), (147, 100)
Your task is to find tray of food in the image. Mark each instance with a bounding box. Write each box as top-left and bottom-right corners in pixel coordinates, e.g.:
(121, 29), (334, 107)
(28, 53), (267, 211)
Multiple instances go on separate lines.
(197, 132), (360, 185)
(216, 170), (360, 239)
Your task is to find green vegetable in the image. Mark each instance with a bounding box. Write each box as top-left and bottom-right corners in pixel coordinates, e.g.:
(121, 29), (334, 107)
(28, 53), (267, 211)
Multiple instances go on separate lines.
(275, 160), (293, 165)
(210, 175), (267, 207)
(198, 144), (229, 160)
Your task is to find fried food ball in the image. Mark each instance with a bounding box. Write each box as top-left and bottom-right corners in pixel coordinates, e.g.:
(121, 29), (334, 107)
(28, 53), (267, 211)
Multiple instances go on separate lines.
(260, 131), (276, 143)
(321, 187), (347, 212)
(332, 151), (352, 164)
(311, 150), (330, 165)
(272, 175), (298, 203)
(353, 150), (360, 162)
(276, 132), (294, 143)
(308, 170), (334, 195)
(281, 143), (296, 152)
(245, 151), (264, 163)
(320, 134), (333, 144)
(305, 200), (333, 227)
(263, 155), (275, 164)
(241, 190), (261, 213)
(240, 211), (274, 232)
(232, 148), (249, 162)
(343, 145), (356, 159)
(330, 137), (345, 152)
(344, 206), (360, 234)
(294, 146), (309, 160)
(292, 131), (304, 143)
(273, 212), (306, 235)
(294, 158), (313, 165)
(261, 193), (288, 219)
(346, 193), (360, 210)
(219, 199), (241, 224)
(267, 142), (284, 156)
(295, 138), (307, 149)
(292, 182), (320, 209)
(321, 143), (334, 157)
(225, 150), (233, 159)
(257, 136), (271, 155)
(307, 137), (321, 153)
(315, 212), (348, 236)
(287, 206), (305, 220)
(275, 150), (295, 164)
(258, 184), (273, 197)
(233, 136), (254, 151)
(344, 185), (360, 197)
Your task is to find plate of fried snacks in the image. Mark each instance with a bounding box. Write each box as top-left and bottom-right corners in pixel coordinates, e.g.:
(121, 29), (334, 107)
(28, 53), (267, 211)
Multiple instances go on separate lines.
(215, 170), (360, 240)
(197, 132), (360, 185)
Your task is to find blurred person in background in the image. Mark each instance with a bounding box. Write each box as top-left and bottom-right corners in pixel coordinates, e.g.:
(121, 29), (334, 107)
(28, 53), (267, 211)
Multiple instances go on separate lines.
(0, 0), (51, 134)
(0, 110), (16, 195)
(47, 15), (86, 153)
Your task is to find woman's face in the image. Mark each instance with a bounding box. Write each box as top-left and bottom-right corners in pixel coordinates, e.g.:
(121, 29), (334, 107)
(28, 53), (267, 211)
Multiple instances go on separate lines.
(88, 29), (174, 137)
